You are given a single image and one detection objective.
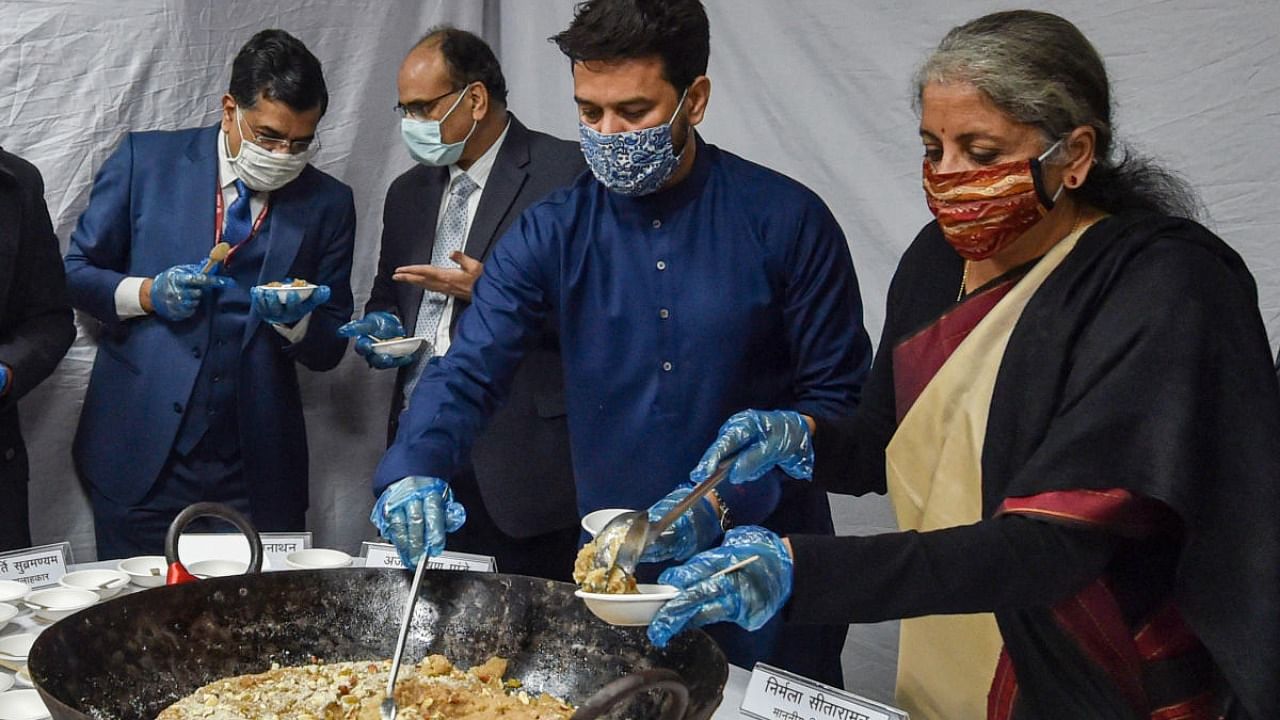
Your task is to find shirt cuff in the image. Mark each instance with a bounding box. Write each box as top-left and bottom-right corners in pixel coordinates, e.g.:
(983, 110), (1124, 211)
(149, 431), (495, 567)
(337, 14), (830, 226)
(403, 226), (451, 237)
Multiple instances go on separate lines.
(114, 277), (149, 319)
(270, 314), (311, 344)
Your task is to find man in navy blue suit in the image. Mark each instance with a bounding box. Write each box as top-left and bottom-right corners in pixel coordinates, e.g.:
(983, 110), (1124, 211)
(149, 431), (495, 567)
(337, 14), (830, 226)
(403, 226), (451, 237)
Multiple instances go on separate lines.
(64, 29), (356, 559)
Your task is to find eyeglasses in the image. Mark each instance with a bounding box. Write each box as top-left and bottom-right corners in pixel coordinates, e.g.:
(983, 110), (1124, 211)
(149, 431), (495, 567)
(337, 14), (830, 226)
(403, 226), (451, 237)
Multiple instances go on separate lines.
(245, 129), (318, 155)
(237, 109), (318, 155)
(394, 86), (465, 121)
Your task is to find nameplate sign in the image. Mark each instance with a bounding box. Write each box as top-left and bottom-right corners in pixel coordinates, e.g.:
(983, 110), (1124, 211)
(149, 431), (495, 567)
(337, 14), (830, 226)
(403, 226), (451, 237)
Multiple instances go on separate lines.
(178, 533), (255, 568)
(741, 663), (908, 720)
(259, 532), (312, 569)
(360, 542), (497, 573)
(0, 542), (73, 588)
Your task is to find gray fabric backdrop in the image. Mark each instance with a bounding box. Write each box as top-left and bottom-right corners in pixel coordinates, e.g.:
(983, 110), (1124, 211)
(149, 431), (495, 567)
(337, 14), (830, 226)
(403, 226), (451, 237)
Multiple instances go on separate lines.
(2, 0), (1278, 698)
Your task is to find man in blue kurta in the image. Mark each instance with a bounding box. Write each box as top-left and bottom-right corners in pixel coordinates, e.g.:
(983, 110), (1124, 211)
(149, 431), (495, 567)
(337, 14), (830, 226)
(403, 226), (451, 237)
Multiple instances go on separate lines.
(65, 30), (355, 559)
(371, 0), (870, 684)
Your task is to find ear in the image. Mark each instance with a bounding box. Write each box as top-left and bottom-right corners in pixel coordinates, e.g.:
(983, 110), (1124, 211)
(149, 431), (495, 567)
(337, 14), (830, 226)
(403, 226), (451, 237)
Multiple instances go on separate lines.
(219, 94), (237, 134)
(468, 82), (490, 121)
(685, 75), (711, 127)
(1062, 125), (1096, 189)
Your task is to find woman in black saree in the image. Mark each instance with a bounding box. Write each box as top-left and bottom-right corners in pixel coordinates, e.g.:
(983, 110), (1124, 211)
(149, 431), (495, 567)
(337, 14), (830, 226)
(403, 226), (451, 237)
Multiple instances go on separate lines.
(646, 10), (1279, 720)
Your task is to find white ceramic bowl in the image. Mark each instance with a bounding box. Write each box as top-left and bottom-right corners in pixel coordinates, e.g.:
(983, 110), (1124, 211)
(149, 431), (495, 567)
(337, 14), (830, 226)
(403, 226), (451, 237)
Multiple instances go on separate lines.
(0, 633), (36, 660)
(0, 689), (51, 719)
(59, 568), (130, 600)
(118, 555), (168, 588)
(284, 548), (352, 570)
(575, 583), (680, 626)
(15, 663), (33, 687)
(370, 336), (427, 358)
(0, 672), (12, 693)
(0, 580), (29, 604)
(0, 602), (18, 629)
(254, 282), (317, 302)
(187, 559), (248, 578)
(24, 587), (98, 622)
(581, 508), (634, 538)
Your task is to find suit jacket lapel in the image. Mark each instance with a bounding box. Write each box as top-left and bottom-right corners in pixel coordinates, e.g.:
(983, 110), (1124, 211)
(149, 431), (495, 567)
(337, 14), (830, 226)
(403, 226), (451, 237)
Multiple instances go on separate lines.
(177, 127), (219, 268)
(462, 115), (531, 262)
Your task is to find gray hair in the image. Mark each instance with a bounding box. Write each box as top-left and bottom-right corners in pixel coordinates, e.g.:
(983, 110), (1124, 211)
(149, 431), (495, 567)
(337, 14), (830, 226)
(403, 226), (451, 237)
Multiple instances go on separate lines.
(914, 11), (1110, 153)
(914, 10), (1199, 218)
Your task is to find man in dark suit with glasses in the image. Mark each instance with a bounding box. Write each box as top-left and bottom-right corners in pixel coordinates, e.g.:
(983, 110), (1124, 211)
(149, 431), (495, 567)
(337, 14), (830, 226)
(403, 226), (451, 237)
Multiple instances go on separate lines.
(340, 27), (584, 580)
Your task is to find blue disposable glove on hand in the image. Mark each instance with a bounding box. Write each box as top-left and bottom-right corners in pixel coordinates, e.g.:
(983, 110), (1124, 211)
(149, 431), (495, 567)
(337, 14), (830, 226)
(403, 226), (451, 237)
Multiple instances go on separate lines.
(0, 364), (9, 395)
(690, 410), (814, 486)
(639, 484), (725, 564)
(370, 476), (467, 569)
(250, 280), (332, 326)
(150, 263), (236, 321)
(647, 526), (793, 648)
(337, 311), (417, 370)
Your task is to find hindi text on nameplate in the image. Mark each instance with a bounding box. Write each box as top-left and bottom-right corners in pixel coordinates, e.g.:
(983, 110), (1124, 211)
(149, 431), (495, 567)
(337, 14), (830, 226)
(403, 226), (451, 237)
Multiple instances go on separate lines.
(361, 542), (406, 569)
(0, 542), (74, 589)
(426, 549), (497, 573)
(360, 542), (496, 572)
(741, 663), (908, 720)
(259, 532), (312, 567)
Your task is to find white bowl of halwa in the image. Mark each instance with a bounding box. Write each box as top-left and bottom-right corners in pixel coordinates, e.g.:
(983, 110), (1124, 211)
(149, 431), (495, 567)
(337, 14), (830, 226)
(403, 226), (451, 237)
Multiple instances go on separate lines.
(575, 583), (680, 626)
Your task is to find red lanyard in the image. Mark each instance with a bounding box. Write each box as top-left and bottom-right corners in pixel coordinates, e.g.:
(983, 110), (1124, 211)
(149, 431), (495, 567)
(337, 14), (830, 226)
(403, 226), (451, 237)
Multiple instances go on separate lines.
(214, 183), (271, 267)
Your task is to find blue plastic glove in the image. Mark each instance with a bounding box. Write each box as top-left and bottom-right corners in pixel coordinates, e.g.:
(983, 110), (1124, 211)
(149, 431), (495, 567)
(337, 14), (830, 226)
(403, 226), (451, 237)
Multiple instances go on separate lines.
(250, 280), (332, 326)
(690, 410), (814, 486)
(370, 476), (467, 569)
(0, 364), (9, 395)
(337, 311), (417, 370)
(647, 526), (793, 648)
(639, 484), (725, 564)
(150, 263), (236, 321)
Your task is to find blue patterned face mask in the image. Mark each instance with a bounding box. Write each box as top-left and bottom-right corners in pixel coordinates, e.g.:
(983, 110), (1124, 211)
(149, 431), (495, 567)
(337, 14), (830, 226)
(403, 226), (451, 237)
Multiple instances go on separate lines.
(579, 90), (688, 197)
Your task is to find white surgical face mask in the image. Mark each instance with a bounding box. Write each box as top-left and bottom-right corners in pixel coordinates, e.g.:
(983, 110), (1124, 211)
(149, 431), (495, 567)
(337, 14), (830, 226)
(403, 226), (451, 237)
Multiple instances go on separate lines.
(400, 84), (477, 167)
(227, 107), (315, 192)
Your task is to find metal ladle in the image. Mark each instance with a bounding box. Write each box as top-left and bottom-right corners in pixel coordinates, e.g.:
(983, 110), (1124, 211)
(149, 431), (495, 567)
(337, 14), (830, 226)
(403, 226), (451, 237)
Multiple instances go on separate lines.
(589, 457), (733, 591)
(380, 555), (428, 720)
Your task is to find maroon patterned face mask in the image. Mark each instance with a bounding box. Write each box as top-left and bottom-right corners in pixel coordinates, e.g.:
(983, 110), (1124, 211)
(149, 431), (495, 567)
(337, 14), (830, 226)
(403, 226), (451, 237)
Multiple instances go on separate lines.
(922, 141), (1063, 260)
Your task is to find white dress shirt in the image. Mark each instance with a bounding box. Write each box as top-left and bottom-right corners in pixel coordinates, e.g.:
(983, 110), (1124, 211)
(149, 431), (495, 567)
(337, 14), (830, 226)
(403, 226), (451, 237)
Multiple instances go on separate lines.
(113, 129), (308, 342)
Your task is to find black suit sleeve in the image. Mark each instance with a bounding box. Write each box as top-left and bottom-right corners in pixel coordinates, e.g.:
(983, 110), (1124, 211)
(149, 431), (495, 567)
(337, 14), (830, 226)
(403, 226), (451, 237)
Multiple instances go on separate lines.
(787, 514), (1114, 624)
(0, 155), (75, 409)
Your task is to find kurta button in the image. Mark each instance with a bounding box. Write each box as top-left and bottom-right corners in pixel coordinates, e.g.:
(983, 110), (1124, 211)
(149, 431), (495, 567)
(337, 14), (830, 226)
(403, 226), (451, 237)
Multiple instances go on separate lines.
(659, 308), (670, 319)
(173, 402), (183, 414)
(3, 448), (13, 461)
(656, 260), (667, 271)
(213, 375), (221, 383)
(652, 219), (662, 229)
(192, 347), (201, 358)
(662, 361), (673, 372)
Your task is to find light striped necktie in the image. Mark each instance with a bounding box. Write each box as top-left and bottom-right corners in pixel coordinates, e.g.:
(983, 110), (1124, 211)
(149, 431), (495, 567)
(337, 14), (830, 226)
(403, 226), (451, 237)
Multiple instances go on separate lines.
(403, 172), (480, 405)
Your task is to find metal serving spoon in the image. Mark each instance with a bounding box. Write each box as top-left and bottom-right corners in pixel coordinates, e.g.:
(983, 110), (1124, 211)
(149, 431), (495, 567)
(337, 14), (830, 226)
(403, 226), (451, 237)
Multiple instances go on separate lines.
(589, 457), (734, 591)
(381, 555), (429, 720)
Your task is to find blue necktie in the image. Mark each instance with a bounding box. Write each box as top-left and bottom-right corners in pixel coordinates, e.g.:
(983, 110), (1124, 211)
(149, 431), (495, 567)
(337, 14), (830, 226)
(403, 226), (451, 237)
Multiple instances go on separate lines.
(224, 178), (254, 248)
(403, 173), (480, 404)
